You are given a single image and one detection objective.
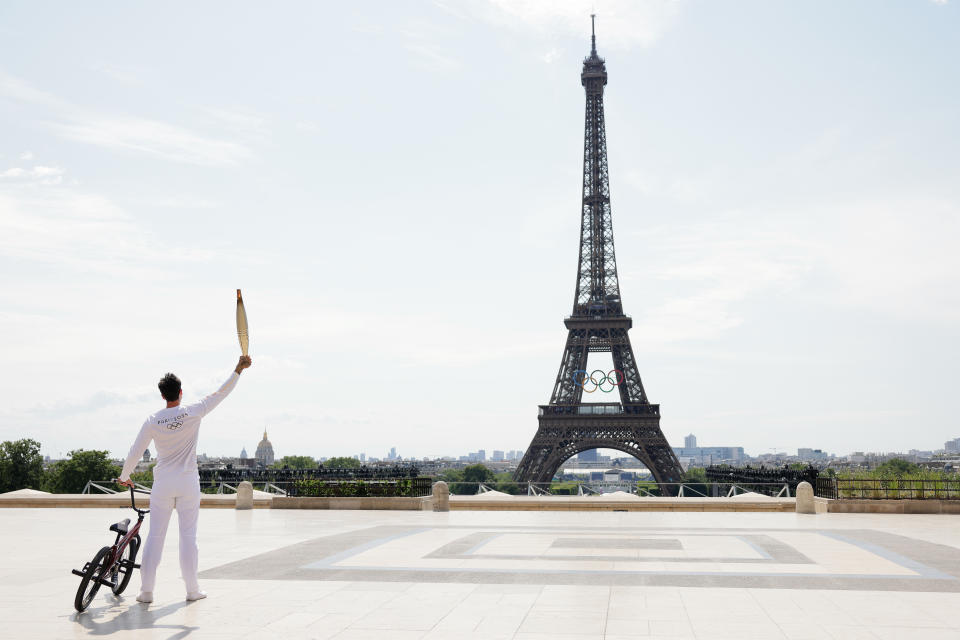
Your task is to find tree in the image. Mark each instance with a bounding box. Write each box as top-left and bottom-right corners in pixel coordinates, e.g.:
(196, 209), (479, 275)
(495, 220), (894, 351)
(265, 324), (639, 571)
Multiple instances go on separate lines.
(438, 466), (497, 495)
(493, 471), (524, 495)
(462, 464), (495, 483)
(875, 458), (920, 477)
(439, 468), (464, 485)
(681, 467), (709, 497)
(0, 438), (45, 493)
(43, 449), (121, 494)
(273, 455), (318, 470)
(682, 467), (707, 483)
(442, 464), (496, 495)
(130, 463), (155, 486)
(324, 456), (361, 469)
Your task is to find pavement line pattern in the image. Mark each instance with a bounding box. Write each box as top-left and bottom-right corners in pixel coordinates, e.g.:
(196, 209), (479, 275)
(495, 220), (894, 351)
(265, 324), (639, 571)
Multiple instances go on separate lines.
(199, 524), (960, 592)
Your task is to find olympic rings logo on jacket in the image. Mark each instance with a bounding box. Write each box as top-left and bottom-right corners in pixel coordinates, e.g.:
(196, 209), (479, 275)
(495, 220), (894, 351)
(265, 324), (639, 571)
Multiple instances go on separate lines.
(572, 369), (624, 393)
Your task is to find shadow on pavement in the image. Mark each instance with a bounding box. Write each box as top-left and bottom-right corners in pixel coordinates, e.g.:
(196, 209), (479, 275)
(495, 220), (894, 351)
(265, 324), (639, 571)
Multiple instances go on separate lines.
(70, 596), (198, 639)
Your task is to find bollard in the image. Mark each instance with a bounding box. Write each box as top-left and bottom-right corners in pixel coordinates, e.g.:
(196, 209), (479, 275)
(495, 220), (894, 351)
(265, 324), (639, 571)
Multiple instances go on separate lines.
(795, 481), (815, 514)
(236, 481), (253, 510)
(432, 481), (450, 512)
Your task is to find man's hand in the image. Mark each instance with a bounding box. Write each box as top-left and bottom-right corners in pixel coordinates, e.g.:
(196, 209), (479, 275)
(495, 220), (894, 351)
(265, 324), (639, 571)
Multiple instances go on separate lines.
(235, 355), (252, 374)
(117, 478), (134, 488)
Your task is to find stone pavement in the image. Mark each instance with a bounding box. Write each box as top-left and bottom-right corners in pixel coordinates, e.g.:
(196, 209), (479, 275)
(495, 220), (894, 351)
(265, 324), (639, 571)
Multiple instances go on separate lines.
(4, 507), (960, 639)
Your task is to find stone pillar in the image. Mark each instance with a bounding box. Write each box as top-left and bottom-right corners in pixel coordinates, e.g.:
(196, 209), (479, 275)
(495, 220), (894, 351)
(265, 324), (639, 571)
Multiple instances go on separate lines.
(796, 481), (815, 514)
(236, 481), (253, 510)
(432, 481), (450, 512)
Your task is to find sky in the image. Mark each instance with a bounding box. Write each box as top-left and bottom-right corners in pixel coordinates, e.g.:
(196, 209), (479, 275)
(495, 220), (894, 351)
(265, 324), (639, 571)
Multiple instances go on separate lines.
(0, 0), (958, 463)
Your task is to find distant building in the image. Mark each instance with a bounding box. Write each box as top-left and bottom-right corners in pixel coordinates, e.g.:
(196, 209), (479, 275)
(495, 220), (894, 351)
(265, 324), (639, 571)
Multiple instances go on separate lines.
(672, 443), (745, 466)
(684, 434), (697, 449)
(945, 438), (960, 453)
(388, 447), (397, 460)
(133, 449), (153, 474)
(255, 431), (275, 467)
(492, 450), (504, 462)
(237, 446), (255, 468)
(797, 448), (829, 461)
(359, 453), (366, 462)
(578, 449), (599, 462)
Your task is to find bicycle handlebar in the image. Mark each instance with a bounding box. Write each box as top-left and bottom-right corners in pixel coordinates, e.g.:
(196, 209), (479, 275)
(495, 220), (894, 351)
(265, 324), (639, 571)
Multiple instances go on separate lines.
(113, 479), (150, 514)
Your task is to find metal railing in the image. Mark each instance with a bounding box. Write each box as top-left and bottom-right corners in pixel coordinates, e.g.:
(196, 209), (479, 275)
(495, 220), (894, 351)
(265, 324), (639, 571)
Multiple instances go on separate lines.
(84, 478), (431, 498)
(538, 404), (660, 417)
(252, 477), (433, 498)
(85, 478), (801, 499)
(816, 477), (960, 500)
(83, 476), (433, 498)
(198, 466), (421, 482)
(442, 481), (794, 497)
(83, 481), (151, 494)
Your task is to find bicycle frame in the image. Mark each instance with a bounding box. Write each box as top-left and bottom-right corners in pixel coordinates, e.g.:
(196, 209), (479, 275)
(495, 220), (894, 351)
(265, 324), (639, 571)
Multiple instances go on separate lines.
(108, 486), (149, 570)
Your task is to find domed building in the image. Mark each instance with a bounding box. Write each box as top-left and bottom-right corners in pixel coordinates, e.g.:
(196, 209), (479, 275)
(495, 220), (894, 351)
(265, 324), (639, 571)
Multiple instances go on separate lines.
(255, 431), (275, 467)
(237, 445), (255, 468)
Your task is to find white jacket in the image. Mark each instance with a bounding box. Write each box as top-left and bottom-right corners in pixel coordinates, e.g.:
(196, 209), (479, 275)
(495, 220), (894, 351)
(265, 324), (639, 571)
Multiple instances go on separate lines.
(120, 372), (240, 482)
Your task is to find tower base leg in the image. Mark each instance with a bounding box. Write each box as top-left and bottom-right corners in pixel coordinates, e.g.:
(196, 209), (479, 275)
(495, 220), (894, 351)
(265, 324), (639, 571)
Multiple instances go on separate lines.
(515, 412), (683, 496)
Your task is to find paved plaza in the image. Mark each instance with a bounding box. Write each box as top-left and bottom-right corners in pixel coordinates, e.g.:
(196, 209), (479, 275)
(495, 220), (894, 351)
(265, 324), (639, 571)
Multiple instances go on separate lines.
(5, 508), (960, 639)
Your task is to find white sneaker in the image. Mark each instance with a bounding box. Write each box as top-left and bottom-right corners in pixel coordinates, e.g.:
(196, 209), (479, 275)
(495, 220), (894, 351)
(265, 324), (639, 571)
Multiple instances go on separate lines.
(136, 592), (153, 603)
(186, 590), (207, 601)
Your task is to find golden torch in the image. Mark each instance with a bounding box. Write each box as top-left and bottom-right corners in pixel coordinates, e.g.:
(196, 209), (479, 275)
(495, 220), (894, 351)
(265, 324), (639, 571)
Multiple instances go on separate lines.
(236, 289), (249, 356)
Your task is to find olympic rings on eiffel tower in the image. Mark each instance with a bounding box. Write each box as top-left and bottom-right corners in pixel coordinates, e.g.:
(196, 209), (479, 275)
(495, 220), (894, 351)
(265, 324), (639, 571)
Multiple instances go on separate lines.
(572, 369), (624, 393)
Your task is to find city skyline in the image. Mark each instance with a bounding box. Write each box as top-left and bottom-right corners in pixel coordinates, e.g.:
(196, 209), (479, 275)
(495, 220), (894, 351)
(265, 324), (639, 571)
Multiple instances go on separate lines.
(125, 432), (958, 467)
(2, 1), (959, 460)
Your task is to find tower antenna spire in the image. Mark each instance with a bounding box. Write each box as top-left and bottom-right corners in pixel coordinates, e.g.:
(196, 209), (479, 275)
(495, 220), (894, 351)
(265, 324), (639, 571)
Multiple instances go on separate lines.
(590, 14), (597, 55)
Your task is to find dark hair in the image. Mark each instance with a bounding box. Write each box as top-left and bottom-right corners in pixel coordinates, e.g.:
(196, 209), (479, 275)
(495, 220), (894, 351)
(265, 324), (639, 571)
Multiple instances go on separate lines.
(158, 373), (182, 402)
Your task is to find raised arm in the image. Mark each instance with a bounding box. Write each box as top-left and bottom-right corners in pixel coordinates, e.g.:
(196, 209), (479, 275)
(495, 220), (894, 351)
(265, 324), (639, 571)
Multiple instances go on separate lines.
(191, 356), (252, 417)
(119, 419), (154, 483)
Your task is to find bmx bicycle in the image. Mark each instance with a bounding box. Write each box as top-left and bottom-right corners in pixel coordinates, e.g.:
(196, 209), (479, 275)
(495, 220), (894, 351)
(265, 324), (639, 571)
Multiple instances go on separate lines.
(72, 483), (150, 612)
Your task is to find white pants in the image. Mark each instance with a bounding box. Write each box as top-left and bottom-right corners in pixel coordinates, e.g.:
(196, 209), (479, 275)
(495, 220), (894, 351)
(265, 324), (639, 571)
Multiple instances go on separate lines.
(140, 472), (201, 593)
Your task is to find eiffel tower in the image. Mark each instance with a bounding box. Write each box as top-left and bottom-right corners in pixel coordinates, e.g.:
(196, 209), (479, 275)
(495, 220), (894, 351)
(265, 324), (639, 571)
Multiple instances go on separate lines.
(515, 17), (683, 493)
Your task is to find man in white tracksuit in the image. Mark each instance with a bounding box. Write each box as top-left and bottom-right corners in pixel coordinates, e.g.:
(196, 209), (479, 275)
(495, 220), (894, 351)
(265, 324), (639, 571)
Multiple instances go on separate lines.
(119, 355), (252, 603)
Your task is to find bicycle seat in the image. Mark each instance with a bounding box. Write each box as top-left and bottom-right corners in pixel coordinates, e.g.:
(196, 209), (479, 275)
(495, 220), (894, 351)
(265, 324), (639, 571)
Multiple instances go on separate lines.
(109, 518), (131, 534)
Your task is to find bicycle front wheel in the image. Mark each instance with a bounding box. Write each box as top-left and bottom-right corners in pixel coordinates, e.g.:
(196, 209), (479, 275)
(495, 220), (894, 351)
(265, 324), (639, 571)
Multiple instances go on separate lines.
(74, 546), (111, 612)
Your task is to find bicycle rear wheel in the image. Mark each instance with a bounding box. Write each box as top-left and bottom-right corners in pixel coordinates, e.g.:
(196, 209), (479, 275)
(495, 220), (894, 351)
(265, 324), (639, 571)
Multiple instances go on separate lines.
(112, 536), (140, 596)
(74, 546), (111, 612)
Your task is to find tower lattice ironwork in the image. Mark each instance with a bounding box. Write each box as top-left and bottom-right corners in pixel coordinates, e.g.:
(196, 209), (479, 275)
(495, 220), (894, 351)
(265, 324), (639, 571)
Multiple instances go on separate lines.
(515, 17), (683, 492)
